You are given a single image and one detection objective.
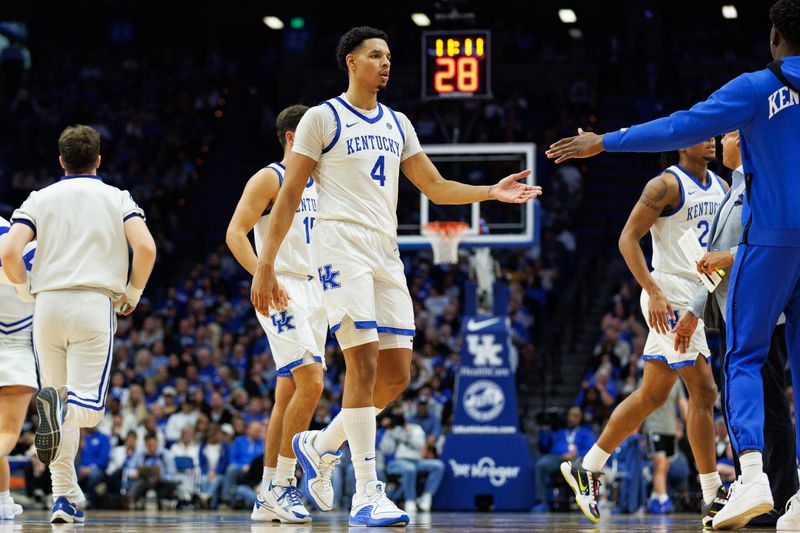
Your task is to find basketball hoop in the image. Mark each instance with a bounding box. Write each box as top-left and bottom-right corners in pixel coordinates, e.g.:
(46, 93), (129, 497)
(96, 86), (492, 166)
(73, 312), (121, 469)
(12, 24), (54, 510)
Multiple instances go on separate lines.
(422, 221), (470, 264)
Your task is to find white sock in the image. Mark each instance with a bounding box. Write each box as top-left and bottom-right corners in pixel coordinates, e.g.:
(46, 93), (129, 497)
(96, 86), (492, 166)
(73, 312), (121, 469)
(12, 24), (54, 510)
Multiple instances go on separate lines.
(262, 466), (276, 493)
(314, 406), (382, 454)
(342, 407), (378, 495)
(0, 490), (10, 504)
(274, 455), (297, 485)
(582, 444), (611, 472)
(740, 452), (764, 485)
(699, 472), (722, 505)
(651, 491), (668, 503)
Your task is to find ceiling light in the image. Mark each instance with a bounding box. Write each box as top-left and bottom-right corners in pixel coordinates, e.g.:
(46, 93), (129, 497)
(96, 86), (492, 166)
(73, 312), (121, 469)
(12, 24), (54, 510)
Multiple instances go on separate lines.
(263, 16), (284, 30)
(558, 9), (577, 23)
(412, 13), (431, 27)
(722, 5), (738, 19)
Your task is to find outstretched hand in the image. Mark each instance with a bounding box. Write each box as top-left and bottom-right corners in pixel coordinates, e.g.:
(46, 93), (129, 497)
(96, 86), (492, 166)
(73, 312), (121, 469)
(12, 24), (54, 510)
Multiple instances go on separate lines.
(546, 128), (605, 164)
(489, 169), (542, 203)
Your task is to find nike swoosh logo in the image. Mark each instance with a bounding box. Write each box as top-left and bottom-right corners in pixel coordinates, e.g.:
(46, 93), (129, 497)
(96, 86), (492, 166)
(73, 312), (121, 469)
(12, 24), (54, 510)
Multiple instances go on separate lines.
(365, 456), (375, 462)
(688, 191), (697, 195)
(346, 122), (358, 128)
(578, 473), (588, 493)
(466, 317), (502, 331)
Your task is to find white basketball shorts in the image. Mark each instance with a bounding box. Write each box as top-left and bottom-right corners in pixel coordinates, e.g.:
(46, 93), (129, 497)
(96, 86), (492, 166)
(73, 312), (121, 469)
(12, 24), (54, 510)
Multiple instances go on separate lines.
(640, 270), (710, 369)
(256, 273), (327, 377)
(0, 339), (38, 389)
(311, 220), (414, 351)
(33, 289), (116, 426)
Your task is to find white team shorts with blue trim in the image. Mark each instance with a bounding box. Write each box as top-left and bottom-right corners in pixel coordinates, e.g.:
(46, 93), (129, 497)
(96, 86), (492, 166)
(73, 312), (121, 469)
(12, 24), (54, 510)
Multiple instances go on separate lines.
(0, 340), (38, 389)
(256, 273), (327, 377)
(311, 220), (415, 351)
(33, 290), (116, 419)
(640, 271), (710, 369)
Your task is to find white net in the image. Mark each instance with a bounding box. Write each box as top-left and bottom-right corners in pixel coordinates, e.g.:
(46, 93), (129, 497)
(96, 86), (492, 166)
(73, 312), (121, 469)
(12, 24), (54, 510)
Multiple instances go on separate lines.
(422, 222), (470, 264)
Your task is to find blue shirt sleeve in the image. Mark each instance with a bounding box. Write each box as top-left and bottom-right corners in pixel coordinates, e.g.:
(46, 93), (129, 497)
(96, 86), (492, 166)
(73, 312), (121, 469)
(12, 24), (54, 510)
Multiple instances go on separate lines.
(603, 74), (756, 152)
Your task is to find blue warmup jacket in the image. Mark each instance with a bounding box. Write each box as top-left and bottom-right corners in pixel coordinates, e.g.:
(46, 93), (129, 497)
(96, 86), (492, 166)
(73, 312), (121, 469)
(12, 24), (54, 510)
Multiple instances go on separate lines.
(603, 56), (800, 247)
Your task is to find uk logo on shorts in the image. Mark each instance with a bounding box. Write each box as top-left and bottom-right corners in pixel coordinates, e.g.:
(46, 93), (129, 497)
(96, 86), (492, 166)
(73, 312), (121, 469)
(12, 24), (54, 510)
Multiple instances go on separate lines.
(318, 264), (341, 291)
(271, 311), (296, 334)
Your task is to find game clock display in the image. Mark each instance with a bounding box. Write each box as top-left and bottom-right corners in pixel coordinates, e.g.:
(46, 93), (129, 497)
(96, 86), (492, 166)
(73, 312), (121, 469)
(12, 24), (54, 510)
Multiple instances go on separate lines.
(421, 30), (491, 100)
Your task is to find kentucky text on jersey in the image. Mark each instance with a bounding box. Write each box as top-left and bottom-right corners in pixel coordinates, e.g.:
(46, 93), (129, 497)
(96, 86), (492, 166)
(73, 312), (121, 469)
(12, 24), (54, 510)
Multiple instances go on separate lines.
(296, 197), (317, 213)
(345, 135), (401, 157)
(768, 86), (800, 119)
(686, 200), (720, 221)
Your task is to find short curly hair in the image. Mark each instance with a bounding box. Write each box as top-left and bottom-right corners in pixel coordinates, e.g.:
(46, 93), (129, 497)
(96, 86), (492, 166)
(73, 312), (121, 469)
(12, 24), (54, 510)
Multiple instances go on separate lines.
(771, 0), (800, 48)
(335, 26), (389, 71)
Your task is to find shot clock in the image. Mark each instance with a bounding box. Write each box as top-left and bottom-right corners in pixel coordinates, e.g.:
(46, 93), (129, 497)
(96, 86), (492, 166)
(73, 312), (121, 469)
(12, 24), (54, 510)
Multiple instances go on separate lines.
(421, 30), (492, 100)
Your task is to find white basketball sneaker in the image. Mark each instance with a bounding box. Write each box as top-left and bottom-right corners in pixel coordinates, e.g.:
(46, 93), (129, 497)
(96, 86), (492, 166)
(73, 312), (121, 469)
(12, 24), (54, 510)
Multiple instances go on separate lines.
(777, 492), (800, 531)
(251, 478), (311, 523)
(349, 481), (410, 527)
(292, 430), (341, 511)
(712, 474), (774, 530)
(0, 498), (23, 520)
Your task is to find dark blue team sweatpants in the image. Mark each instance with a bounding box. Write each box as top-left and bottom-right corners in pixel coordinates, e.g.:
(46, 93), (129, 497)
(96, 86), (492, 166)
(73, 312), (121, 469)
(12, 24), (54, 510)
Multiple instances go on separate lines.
(724, 243), (800, 458)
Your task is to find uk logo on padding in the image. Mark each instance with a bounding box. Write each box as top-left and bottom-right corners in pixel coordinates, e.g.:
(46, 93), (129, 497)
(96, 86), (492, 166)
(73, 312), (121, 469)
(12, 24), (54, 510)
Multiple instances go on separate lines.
(318, 264), (341, 291)
(271, 311), (296, 334)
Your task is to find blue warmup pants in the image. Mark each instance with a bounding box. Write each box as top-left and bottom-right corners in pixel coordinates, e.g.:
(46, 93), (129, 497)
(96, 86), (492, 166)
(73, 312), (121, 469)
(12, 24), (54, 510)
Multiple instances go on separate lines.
(724, 243), (800, 457)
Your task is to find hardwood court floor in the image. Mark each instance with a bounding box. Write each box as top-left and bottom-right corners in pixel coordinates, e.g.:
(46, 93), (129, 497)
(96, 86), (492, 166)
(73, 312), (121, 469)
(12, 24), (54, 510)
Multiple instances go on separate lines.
(0, 510), (780, 532)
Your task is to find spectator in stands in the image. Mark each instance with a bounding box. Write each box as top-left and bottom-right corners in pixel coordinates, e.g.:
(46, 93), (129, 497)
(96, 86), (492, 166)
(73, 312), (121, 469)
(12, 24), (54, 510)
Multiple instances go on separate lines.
(204, 392), (233, 426)
(222, 421), (264, 505)
(165, 399), (200, 445)
(170, 426), (201, 467)
(381, 412), (445, 513)
(644, 381), (687, 514)
(107, 431), (139, 499)
(78, 426), (111, 508)
(533, 406), (594, 512)
(125, 434), (178, 510)
(199, 424), (229, 509)
(408, 396), (442, 440)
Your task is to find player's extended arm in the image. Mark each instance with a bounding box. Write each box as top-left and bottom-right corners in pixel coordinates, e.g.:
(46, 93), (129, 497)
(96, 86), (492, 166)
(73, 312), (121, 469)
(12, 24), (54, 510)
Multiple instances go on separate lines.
(400, 152), (541, 205)
(618, 174), (680, 335)
(252, 152), (316, 315)
(120, 217), (157, 316)
(546, 75), (755, 163)
(225, 168), (280, 276)
(0, 223), (33, 284)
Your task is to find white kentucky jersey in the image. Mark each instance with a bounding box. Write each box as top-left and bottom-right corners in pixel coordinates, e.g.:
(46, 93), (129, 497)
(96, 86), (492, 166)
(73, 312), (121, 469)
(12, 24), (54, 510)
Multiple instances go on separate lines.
(11, 175), (144, 295)
(253, 162), (318, 277)
(291, 94), (423, 239)
(650, 165), (727, 278)
(0, 216), (35, 343)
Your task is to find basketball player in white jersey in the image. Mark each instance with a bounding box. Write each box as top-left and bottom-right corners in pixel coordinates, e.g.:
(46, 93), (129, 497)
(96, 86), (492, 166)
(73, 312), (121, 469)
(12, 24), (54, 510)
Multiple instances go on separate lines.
(0, 125), (157, 523)
(560, 139), (728, 528)
(226, 104), (325, 524)
(250, 26), (541, 527)
(0, 216), (37, 520)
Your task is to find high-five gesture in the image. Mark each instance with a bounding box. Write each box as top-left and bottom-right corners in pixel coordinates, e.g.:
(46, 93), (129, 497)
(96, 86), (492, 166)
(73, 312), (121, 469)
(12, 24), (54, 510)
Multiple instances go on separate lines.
(489, 169), (542, 203)
(546, 128), (605, 164)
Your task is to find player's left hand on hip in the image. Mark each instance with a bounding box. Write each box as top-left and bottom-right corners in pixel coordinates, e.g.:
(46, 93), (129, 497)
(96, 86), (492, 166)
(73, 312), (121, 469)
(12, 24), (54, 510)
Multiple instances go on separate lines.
(672, 311), (698, 353)
(491, 169), (542, 203)
(546, 128), (604, 164)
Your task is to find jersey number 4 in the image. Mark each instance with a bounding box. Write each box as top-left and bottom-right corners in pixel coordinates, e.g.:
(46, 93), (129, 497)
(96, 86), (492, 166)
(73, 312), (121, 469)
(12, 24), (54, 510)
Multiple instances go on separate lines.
(371, 156), (386, 187)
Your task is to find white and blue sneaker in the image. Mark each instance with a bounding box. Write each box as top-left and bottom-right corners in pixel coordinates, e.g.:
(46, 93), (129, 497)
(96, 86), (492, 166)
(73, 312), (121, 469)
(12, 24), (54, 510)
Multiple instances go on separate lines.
(251, 478), (311, 523)
(50, 496), (84, 523)
(35, 386), (64, 465)
(292, 430), (341, 511)
(349, 481), (410, 527)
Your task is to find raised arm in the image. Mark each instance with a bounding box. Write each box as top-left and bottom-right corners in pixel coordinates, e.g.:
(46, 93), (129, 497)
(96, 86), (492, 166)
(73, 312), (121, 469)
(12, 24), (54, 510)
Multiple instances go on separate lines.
(225, 168), (280, 276)
(546, 74), (756, 163)
(618, 173), (681, 334)
(251, 152), (317, 315)
(400, 152), (541, 205)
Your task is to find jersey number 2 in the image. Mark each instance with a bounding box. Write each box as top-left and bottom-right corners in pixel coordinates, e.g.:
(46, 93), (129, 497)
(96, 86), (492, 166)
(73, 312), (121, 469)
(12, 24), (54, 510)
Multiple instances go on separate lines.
(371, 156), (386, 187)
(697, 220), (710, 247)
